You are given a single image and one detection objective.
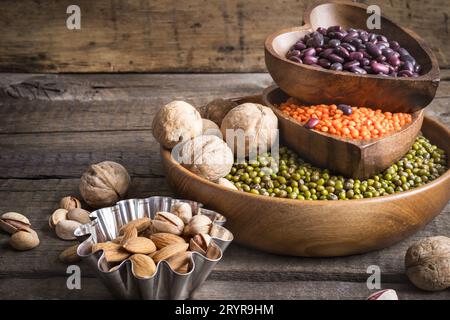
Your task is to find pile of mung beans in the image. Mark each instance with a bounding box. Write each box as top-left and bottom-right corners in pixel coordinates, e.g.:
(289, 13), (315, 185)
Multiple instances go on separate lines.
(225, 136), (447, 200)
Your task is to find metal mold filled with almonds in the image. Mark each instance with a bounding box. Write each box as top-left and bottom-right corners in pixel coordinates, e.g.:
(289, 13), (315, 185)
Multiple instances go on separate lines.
(74, 196), (233, 300)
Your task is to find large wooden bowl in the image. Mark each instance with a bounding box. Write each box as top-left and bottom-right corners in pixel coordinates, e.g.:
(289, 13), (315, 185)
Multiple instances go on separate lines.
(161, 116), (450, 257)
(264, 1), (440, 113)
(262, 85), (424, 179)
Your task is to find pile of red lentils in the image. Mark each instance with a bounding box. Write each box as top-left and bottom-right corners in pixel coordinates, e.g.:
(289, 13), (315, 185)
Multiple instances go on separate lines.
(279, 100), (412, 140)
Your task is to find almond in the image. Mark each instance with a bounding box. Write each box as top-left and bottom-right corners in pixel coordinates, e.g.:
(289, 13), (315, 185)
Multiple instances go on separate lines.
(150, 233), (186, 249)
(166, 251), (192, 273)
(59, 244), (81, 263)
(119, 217), (151, 235)
(122, 237), (157, 254)
(129, 254), (156, 278)
(92, 241), (130, 263)
(152, 242), (189, 263)
(120, 227), (138, 245)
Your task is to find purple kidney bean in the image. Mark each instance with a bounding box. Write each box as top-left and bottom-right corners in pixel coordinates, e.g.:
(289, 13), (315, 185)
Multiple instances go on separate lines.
(318, 58), (331, 68)
(350, 66), (368, 75)
(294, 42), (306, 51)
(328, 39), (341, 48)
(305, 118), (319, 129)
(328, 53), (345, 64)
(342, 31), (359, 42)
(376, 55), (387, 62)
(288, 56), (303, 64)
(367, 43), (382, 57)
(330, 62), (343, 71)
(287, 50), (301, 57)
(303, 55), (319, 65)
(349, 51), (364, 61)
(414, 64), (422, 73)
(402, 55), (416, 66)
(335, 46), (350, 59)
(363, 65), (374, 74)
(333, 32), (346, 40)
(370, 61), (390, 74)
(307, 32), (324, 47)
(377, 42), (389, 50)
(389, 41), (400, 50)
(327, 25), (343, 33)
(382, 48), (394, 56)
(398, 48), (410, 57)
(317, 27), (327, 35)
(337, 104), (353, 115)
(402, 60), (415, 72)
(302, 48), (316, 57)
(398, 70), (414, 77)
(361, 58), (370, 66)
(341, 43), (356, 52)
(320, 48), (335, 59)
(368, 33), (377, 42)
(344, 60), (360, 70)
(359, 49), (371, 59)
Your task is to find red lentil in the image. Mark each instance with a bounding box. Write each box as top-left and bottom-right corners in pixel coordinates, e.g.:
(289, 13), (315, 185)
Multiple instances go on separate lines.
(279, 100), (412, 140)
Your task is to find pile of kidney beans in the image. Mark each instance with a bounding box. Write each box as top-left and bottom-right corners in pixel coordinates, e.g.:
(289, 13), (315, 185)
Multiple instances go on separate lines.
(286, 26), (421, 77)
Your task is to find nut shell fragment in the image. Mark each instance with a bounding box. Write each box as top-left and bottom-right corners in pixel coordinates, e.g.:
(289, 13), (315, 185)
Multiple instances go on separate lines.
(60, 196), (82, 211)
(67, 208), (91, 224)
(55, 219), (82, 240)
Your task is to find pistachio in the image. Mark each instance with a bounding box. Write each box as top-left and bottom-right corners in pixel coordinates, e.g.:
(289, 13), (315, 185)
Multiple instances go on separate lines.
(9, 229), (40, 251)
(67, 208), (91, 224)
(205, 242), (221, 260)
(152, 212), (184, 235)
(152, 242), (189, 263)
(166, 251), (192, 273)
(170, 202), (192, 224)
(183, 215), (212, 236)
(60, 196), (82, 211)
(129, 254), (157, 278)
(55, 219), (82, 240)
(49, 209), (68, 229)
(150, 233), (186, 249)
(59, 244), (81, 263)
(189, 233), (212, 256)
(0, 212), (31, 235)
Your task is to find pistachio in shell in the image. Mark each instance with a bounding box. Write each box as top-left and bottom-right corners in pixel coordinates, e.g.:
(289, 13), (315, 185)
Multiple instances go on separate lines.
(67, 208), (91, 224)
(60, 196), (82, 211)
(55, 219), (82, 240)
(49, 209), (68, 229)
(0, 212), (31, 234)
(10, 229), (40, 251)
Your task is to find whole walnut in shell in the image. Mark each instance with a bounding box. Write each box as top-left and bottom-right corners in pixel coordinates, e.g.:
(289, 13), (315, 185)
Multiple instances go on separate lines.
(405, 236), (450, 291)
(202, 98), (238, 126)
(176, 135), (233, 181)
(221, 103), (278, 157)
(79, 161), (131, 208)
(152, 100), (203, 149)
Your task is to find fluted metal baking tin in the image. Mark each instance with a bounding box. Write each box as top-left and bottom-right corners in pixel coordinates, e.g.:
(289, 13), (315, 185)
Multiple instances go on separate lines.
(74, 196), (233, 300)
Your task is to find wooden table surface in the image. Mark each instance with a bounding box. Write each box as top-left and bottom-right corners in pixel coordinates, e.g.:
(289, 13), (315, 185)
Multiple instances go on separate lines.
(0, 72), (449, 300)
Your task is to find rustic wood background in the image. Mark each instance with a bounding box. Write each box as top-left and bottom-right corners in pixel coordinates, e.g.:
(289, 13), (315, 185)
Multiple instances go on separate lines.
(0, 0), (448, 72)
(0, 72), (449, 299)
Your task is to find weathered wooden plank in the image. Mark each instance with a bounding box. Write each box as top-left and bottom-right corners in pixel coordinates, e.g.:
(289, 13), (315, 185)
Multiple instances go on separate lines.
(1, 71), (449, 102)
(0, 178), (448, 283)
(0, 73), (448, 134)
(2, 277), (449, 300)
(0, 0), (448, 72)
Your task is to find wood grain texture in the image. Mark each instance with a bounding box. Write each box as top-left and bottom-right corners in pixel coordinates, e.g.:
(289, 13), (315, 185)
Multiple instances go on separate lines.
(263, 86), (424, 178)
(0, 0), (448, 72)
(0, 73), (449, 299)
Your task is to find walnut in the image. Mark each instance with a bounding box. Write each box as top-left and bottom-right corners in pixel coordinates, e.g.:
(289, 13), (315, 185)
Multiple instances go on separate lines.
(152, 100), (203, 149)
(202, 119), (221, 137)
(405, 236), (450, 291)
(176, 135), (233, 181)
(202, 98), (238, 126)
(79, 161), (131, 208)
(220, 103), (278, 157)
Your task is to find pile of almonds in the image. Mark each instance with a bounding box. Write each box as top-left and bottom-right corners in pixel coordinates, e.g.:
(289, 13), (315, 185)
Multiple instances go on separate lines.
(92, 202), (219, 278)
(0, 212), (40, 251)
(49, 196), (91, 241)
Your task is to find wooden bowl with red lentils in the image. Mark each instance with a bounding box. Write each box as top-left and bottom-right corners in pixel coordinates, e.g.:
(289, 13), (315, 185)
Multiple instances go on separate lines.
(263, 85), (424, 179)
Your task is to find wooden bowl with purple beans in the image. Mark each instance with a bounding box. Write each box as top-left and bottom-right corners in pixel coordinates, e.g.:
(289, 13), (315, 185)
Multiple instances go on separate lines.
(264, 1), (440, 113)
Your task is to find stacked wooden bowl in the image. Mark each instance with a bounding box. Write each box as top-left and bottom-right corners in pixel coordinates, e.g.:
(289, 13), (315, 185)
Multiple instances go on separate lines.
(161, 1), (450, 257)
